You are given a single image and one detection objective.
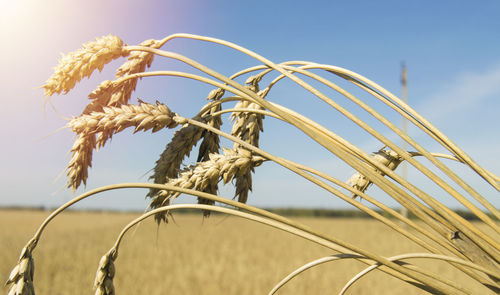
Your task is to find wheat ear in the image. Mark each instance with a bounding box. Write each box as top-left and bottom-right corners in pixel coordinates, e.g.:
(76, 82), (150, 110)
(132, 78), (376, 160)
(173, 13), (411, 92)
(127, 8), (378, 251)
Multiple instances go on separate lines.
(147, 115), (207, 208)
(93, 250), (116, 295)
(6, 239), (36, 295)
(347, 147), (403, 199)
(149, 148), (266, 223)
(66, 102), (178, 191)
(231, 76), (265, 203)
(197, 88), (225, 162)
(195, 88), (224, 215)
(83, 38), (162, 115)
(66, 133), (96, 191)
(43, 35), (125, 97)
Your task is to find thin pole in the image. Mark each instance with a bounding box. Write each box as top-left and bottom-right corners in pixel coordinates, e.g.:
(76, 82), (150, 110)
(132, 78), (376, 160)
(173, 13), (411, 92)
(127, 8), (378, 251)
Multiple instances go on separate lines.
(401, 62), (409, 219)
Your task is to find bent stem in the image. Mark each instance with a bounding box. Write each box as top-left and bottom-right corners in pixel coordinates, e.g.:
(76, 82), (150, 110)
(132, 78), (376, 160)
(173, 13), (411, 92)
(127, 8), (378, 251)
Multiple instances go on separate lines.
(109, 204), (461, 295)
(125, 43), (500, 260)
(339, 253), (500, 295)
(270, 252), (499, 295)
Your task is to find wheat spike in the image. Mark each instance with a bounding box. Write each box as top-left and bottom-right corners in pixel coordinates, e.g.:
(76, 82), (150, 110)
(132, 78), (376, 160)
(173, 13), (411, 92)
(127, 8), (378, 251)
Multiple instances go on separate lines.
(6, 242), (36, 295)
(197, 87), (225, 162)
(231, 76), (265, 203)
(347, 148), (404, 199)
(197, 108), (222, 163)
(69, 101), (178, 148)
(196, 89), (224, 215)
(109, 39), (161, 106)
(83, 38), (162, 115)
(66, 102), (178, 191)
(93, 250), (116, 295)
(43, 35), (125, 97)
(150, 148), (265, 223)
(82, 80), (117, 115)
(147, 116), (207, 203)
(66, 133), (96, 191)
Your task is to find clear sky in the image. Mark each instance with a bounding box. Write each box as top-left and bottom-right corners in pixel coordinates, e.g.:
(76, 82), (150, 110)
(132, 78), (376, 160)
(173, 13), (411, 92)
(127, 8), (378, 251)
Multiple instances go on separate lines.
(0, 0), (498, 211)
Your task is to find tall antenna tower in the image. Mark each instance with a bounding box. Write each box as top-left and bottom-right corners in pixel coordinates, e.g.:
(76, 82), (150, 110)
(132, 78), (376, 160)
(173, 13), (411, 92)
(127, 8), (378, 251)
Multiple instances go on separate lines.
(401, 62), (409, 219)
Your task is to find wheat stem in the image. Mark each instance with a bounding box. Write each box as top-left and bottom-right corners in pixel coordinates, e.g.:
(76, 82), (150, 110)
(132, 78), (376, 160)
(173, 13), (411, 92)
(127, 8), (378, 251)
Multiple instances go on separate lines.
(176, 117), (488, 292)
(339, 253), (500, 295)
(134, 38), (500, 250)
(272, 255), (463, 295)
(271, 252), (500, 295)
(188, 109), (491, 274)
(110, 203), (462, 295)
(328, 65), (500, 191)
(123, 43), (500, 264)
(207, 106), (463, 257)
(267, 100), (500, 263)
(271, 63), (500, 233)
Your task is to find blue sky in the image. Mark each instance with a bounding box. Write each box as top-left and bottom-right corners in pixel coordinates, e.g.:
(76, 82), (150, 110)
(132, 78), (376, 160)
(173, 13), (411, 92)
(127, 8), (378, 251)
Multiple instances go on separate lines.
(0, 0), (498, 211)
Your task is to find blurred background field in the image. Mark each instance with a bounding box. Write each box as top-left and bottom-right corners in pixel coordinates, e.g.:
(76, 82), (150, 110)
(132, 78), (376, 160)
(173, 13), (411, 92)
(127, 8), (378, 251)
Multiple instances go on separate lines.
(1, 209), (491, 294)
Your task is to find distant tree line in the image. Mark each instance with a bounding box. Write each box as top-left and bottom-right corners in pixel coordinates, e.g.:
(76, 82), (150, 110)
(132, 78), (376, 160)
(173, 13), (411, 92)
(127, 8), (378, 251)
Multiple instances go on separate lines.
(1, 206), (495, 221)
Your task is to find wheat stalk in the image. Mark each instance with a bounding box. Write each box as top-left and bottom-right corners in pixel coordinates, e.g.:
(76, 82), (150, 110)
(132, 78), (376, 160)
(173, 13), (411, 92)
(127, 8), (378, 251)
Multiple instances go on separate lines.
(270, 252), (500, 295)
(112, 202), (468, 294)
(136, 38), (500, 269)
(43, 35), (125, 97)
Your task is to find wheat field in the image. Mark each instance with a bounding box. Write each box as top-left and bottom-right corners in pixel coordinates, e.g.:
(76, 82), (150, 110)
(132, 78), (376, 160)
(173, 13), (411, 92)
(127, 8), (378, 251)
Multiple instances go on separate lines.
(1, 209), (491, 294)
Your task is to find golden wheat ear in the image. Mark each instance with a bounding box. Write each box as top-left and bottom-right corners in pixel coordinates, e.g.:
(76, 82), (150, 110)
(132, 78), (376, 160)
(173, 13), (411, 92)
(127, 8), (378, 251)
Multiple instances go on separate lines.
(43, 35), (126, 97)
(93, 250), (116, 295)
(66, 102), (178, 191)
(6, 240), (36, 295)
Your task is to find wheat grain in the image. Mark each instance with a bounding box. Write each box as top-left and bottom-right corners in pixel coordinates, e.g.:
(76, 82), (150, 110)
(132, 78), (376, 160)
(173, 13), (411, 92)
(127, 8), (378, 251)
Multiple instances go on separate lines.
(43, 35), (125, 97)
(348, 148), (403, 199)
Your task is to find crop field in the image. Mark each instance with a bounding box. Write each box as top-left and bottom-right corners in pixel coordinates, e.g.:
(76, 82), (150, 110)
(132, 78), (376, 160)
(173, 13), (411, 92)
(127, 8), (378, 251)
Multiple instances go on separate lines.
(1, 209), (490, 294)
